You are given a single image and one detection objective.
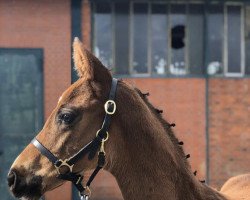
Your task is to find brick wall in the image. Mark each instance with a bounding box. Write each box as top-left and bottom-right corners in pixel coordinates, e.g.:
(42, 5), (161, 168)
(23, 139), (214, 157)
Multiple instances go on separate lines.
(209, 78), (250, 188)
(0, 0), (72, 199)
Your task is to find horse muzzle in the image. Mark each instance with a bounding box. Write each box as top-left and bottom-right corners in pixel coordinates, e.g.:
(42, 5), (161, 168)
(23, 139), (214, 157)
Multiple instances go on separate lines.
(8, 168), (42, 200)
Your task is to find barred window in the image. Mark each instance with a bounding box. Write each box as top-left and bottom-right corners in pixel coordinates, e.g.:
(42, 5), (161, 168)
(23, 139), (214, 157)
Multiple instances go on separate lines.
(92, 1), (247, 77)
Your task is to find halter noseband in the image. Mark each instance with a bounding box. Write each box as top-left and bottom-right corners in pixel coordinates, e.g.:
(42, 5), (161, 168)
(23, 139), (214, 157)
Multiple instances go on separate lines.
(31, 78), (118, 200)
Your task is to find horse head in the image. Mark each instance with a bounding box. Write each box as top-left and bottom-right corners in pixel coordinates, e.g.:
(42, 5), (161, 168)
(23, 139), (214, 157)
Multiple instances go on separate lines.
(8, 38), (120, 200)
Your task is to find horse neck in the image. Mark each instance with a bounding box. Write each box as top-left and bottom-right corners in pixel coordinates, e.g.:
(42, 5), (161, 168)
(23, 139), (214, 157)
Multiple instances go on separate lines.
(105, 84), (227, 200)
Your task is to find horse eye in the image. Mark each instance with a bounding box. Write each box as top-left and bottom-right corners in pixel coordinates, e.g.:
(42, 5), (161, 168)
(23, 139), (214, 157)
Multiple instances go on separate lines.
(59, 113), (75, 125)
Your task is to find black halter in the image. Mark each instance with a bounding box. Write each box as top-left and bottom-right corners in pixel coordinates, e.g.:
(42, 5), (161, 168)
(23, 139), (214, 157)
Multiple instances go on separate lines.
(31, 78), (118, 200)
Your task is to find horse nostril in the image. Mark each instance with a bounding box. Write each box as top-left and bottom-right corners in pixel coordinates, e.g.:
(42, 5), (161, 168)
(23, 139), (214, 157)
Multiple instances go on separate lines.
(8, 170), (17, 189)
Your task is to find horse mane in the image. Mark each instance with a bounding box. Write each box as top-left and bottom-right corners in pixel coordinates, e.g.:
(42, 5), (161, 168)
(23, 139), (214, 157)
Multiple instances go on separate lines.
(133, 86), (191, 168)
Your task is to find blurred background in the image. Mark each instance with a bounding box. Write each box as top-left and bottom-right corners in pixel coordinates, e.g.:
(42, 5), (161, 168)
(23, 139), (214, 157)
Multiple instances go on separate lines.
(0, 0), (250, 199)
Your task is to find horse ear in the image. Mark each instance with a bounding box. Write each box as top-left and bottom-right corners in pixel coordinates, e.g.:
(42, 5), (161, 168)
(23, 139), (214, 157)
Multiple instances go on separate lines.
(73, 37), (111, 82)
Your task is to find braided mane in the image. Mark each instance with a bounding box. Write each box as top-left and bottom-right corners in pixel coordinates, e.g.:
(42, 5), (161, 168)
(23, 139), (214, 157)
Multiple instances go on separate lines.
(134, 87), (191, 168)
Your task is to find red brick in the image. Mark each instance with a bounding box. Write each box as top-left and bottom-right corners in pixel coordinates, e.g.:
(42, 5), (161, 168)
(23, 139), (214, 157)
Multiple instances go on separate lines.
(209, 78), (250, 188)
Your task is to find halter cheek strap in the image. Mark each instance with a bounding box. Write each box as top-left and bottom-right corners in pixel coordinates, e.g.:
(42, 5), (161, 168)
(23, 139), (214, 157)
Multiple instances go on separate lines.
(31, 78), (118, 200)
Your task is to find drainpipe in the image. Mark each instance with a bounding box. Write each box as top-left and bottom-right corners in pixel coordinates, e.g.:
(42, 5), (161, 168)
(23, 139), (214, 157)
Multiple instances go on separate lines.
(204, 0), (210, 184)
(71, 0), (82, 199)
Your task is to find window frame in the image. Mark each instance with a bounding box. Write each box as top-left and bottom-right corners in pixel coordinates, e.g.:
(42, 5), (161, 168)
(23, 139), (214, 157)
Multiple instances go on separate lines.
(92, 0), (205, 77)
(91, 0), (248, 78)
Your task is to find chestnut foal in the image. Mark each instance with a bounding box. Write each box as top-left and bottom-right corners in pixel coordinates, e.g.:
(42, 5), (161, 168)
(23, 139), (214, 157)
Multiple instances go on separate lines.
(8, 38), (250, 200)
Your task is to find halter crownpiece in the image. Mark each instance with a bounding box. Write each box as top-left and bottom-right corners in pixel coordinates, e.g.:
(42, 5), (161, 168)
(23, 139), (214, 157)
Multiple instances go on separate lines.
(31, 78), (118, 199)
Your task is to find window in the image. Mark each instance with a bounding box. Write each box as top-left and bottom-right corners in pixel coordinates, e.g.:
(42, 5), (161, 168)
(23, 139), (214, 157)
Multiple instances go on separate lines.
(93, 3), (112, 68)
(114, 2), (130, 74)
(245, 6), (250, 75)
(170, 4), (187, 75)
(93, 2), (205, 76)
(207, 4), (224, 75)
(189, 4), (205, 75)
(207, 3), (244, 76)
(151, 4), (168, 75)
(225, 5), (244, 76)
(132, 3), (149, 74)
(92, 1), (247, 77)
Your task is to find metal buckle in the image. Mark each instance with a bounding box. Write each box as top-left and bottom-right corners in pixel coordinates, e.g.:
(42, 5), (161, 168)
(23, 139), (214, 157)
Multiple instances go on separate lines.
(104, 100), (116, 115)
(79, 186), (91, 200)
(80, 196), (89, 200)
(96, 129), (109, 142)
(55, 159), (74, 174)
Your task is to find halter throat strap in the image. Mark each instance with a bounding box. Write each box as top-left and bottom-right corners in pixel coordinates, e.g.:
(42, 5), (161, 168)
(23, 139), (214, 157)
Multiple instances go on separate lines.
(31, 78), (118, 199)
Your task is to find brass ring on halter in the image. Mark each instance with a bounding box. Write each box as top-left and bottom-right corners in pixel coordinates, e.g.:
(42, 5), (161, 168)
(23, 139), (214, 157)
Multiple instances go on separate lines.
(104, 100), (116, 115)
(96, 129), (109, 142)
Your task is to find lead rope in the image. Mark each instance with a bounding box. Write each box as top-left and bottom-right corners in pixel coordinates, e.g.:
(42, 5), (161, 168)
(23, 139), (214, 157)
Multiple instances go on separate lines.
(79, 135), (108, 200)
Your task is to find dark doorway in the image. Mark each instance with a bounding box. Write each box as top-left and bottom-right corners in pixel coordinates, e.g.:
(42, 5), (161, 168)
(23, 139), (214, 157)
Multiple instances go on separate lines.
(0, 48), (43, 199)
